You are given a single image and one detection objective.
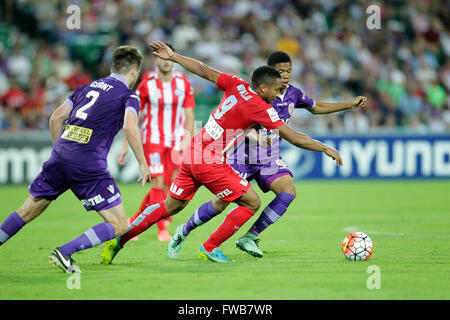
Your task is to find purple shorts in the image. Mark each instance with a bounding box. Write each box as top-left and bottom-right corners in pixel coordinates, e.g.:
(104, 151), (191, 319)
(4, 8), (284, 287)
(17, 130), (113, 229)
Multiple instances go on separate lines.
(228, 158), (293, 193)
(29, 156), (122, 212)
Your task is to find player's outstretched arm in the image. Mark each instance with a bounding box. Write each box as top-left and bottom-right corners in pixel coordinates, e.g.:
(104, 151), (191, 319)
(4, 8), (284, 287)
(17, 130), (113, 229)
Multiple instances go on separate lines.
(310, 96), (367, 114)
(277, 124), (343, 166)
(123, 110), (150, 187)
(49, 102), (72, 144)
(149, 41), (221, 84)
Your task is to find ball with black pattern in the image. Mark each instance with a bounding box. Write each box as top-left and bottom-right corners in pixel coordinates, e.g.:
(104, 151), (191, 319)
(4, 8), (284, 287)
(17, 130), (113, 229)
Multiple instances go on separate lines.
(341, 232), (373, 261)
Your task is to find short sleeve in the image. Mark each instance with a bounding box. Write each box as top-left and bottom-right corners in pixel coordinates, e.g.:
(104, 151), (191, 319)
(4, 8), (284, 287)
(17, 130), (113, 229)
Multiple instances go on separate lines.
(217, 73), (241, 92)
(183, 81), (196, 109)
(64, 85), (84, 108)
(124, 93), (140, 117)
(135, 80), (148, 112)
(296, 88), (315, 109)
(253, 104), (284, 131)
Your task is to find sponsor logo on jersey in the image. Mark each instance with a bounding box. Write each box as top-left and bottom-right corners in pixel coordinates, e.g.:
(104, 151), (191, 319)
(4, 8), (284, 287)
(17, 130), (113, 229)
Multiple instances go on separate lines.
(204, 116), (224, 140)
(216, 188), (233, 199)
(169, 183), (184, 196)
(266, 108), (281, 122)
(61, 124), (93, 144)
(150, 88), (162, 99)
(81, 194), (105, 207)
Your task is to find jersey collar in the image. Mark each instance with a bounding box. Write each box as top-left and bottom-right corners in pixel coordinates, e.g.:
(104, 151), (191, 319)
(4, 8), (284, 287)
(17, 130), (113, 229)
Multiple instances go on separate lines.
(278, 84), (290, 101)
(109, 73), (129, 88)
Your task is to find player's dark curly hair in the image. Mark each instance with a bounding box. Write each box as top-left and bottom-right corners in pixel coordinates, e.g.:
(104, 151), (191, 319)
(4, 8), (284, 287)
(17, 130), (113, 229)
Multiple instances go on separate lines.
(267, 51), (291, 66)
(111, 45), (144, 74)
(251, 65), (281, 89)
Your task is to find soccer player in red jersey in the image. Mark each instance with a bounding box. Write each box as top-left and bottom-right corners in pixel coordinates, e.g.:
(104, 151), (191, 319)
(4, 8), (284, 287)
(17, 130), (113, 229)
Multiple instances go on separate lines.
(117, 44), (195, 242)
(101, 41), (342, 264)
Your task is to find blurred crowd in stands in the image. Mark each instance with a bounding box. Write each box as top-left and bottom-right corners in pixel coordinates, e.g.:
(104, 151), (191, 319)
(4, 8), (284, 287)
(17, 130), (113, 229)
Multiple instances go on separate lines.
(0, 0), (448, 134)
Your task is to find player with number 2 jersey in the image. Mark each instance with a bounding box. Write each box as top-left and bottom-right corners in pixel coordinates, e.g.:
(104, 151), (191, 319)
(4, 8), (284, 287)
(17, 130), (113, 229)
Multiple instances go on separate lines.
(0, 46), (150, 274)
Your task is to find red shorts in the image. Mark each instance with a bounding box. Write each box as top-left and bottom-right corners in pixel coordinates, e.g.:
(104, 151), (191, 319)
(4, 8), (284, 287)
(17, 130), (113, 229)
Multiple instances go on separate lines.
(143, 143), (182, 186)
(168, 161), (250, 203)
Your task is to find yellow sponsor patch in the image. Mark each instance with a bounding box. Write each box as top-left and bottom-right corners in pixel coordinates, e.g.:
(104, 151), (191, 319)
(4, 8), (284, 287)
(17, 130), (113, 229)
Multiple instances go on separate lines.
(61, 124), (93, 144)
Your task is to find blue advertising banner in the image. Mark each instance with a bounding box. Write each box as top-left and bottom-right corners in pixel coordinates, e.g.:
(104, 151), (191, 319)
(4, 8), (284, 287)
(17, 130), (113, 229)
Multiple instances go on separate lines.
(280, 135), (450, 179)
(0, 134), (449, 184)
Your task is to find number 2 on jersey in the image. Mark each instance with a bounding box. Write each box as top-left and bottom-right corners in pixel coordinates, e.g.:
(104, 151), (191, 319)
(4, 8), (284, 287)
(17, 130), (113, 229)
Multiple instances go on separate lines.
(214, 95), (237, 120)
(76, 90), (99, 120)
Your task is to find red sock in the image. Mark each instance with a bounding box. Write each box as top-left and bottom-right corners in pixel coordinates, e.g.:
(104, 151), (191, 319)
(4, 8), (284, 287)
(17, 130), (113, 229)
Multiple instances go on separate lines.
(119, 202), (169, 247)
(203, 206), (254, 252)
(148, 188), (167, 232)
(130, 188), (166, 231)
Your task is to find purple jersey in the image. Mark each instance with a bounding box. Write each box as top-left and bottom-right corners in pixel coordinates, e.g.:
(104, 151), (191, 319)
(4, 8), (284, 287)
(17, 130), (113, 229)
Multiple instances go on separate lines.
(229, 84), (315, 164)
(52, 73), (140, 170)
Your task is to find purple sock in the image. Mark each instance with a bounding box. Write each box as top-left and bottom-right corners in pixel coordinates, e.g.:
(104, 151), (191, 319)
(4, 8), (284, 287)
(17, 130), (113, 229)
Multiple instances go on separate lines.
(59, 222), (115, 256)
(0, 212), (26, 245)
(183, 201), (219, 235)
(248, 193), (295, 236)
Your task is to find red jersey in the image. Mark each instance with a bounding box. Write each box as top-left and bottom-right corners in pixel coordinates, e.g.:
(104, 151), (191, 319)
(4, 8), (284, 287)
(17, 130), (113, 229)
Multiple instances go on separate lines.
(189, 73), (284, 164)
(136, 69), (195, 149)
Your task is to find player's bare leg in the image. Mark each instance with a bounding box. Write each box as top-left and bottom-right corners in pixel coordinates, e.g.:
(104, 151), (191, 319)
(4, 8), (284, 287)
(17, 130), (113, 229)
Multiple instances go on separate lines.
(0, 195), (76, 274)
(128, 175), (171, 241)
(101, 195), (188, 264)
(0, 195), (80, 273)
(1, 195), (50, 247)
(164, 167), (180, 227)
(237, 174), (296, 257)
(199, 186), (261, 262)
(16, 195), (52, 223)
(52, 202), (127, 273)
(98, 203), (129, 236)
(2, 196), (55, 265)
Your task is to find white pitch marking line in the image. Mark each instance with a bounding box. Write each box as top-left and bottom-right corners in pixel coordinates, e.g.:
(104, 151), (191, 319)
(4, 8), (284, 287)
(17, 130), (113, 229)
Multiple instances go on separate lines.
(342, 226), (450, 239)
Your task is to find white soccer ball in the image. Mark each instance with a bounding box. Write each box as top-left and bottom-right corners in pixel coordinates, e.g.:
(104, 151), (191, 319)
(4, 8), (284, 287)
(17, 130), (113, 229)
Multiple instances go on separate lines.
(341, 232), (373, 261)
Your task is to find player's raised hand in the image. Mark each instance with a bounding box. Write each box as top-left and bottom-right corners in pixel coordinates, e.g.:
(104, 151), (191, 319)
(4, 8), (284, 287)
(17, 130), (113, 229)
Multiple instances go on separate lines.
(351, 96), (367, 109)
(137, 163), (151, 187)
(149, 41), (175, 61)
(324, 146), (343, 167)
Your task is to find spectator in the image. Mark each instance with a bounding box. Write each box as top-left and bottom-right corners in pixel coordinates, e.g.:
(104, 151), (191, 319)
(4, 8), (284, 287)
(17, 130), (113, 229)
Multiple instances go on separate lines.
(64, 60), (92, 91)
(22, 77), (46, 130)
(0, 0), (448, 134)
(3, 80), (27, 131)
(6, 44), (31, 87)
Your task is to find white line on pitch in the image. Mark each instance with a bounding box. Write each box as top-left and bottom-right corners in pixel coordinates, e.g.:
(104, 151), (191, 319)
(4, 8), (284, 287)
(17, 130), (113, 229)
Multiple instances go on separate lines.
(342, 226), (450, 239)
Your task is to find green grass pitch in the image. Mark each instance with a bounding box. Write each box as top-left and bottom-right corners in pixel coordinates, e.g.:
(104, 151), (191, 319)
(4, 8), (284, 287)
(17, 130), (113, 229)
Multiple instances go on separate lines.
(0, 181), (449, 300)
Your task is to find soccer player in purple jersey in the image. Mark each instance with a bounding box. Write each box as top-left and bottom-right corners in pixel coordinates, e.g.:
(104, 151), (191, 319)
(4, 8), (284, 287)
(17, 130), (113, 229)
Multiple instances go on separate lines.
(167, 51), (366, 259)
(0, 46), (150, 273)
